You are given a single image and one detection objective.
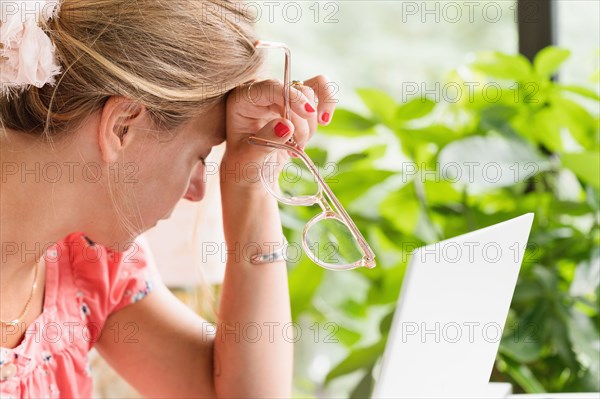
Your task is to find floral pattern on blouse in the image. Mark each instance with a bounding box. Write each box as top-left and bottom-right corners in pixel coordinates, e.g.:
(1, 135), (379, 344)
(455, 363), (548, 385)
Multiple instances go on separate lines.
(0, 232), (154, 399)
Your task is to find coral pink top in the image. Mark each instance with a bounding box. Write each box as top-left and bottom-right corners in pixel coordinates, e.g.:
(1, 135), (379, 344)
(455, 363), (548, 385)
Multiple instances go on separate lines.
(0, 231), (153, 398)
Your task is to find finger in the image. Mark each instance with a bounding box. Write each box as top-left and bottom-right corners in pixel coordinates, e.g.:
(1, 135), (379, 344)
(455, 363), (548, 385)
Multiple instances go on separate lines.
(252, 117), (295, 145)
(292, 84), (318, 145)
(251, 105), (308, 157)
(247, 79), (317, 119)
(289, 111), (310, 156)
(302, 75), (338, 126)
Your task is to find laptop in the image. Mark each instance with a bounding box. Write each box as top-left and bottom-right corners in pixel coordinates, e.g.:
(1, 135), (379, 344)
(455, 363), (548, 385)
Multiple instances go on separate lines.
(371, 213), (535, 398)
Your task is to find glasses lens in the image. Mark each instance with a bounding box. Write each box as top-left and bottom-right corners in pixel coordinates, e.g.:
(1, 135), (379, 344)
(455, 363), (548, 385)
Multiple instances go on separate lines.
(262, 150), (320, 203)
(304, 215), (364, 268)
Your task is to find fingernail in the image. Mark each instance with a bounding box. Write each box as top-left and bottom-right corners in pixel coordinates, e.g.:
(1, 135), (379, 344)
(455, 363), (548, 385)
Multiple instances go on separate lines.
(322, 112), (331, 123)
(275, 122), (290, 137)
(304, 103), (316, 113)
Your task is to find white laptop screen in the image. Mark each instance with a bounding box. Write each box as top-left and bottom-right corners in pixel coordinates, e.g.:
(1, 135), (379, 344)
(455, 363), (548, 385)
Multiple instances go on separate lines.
(372, 213), (534, 398)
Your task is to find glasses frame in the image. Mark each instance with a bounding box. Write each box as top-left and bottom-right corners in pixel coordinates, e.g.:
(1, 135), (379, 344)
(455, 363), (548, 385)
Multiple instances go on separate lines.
(247, 40), (376, 271)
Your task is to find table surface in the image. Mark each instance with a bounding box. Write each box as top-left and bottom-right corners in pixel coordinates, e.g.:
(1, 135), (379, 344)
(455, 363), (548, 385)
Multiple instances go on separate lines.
(507, 394), (600, 399)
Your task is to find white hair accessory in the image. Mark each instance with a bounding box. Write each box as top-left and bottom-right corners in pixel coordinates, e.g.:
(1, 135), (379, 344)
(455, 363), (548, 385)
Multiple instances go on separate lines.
(0, 0), (63, 100)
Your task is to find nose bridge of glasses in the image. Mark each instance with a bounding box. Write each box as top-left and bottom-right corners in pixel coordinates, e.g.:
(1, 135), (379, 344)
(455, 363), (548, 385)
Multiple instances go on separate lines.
(315, 191), (332, 213)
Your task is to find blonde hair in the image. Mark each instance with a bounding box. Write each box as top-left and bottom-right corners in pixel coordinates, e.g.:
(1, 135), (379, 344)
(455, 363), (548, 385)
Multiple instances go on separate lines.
(1, 0), (266, 319)
(1, 0), (264, 139)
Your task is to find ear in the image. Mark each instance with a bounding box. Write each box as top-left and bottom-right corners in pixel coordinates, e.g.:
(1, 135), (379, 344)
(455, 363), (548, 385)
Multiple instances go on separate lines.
(98, 96), (145, 164)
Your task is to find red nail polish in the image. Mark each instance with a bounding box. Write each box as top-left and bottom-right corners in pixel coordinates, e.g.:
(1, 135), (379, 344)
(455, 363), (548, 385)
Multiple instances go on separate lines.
(274, 122), (290, 137)
(322, 112), (331, 123)
(304, 103), (316, 113)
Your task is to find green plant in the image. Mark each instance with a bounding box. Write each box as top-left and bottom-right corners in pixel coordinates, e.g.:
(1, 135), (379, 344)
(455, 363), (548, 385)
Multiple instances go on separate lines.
(283, 46), (599, 396)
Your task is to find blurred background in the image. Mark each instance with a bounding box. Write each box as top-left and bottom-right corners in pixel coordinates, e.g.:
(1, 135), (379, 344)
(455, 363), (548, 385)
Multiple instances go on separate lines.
(92, 1), (599, 397)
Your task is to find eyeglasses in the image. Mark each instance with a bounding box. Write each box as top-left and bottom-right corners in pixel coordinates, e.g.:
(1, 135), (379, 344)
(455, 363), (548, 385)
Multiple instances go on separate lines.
(247, 40), (376, 271)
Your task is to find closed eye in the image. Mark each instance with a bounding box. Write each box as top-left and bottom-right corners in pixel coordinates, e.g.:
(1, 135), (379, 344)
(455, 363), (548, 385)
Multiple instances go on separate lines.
(199, 149), (212, 166)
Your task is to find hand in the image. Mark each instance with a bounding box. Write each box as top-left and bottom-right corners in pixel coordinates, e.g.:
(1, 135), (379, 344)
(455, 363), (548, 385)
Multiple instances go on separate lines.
(221, 76), (338, 188)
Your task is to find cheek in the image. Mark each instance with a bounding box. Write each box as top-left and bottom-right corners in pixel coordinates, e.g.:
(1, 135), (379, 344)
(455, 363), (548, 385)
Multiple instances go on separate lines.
(169, 162), (197, 199)
(132, 158), (191, 214)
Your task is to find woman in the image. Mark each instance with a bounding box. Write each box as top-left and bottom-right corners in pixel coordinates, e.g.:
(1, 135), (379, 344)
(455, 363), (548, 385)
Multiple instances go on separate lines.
(0, 0), (336, 397)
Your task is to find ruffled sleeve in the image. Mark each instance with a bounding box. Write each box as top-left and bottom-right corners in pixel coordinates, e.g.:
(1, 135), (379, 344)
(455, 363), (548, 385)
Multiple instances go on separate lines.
(68, 233), (155, 335)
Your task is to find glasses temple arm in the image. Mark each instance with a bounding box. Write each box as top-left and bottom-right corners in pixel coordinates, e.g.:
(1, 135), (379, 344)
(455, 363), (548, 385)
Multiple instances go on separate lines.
(255, 40), (292, 122)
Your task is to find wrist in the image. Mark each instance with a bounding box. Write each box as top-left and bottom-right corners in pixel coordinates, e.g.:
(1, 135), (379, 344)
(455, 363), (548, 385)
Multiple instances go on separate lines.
(219, 173), (284, 260)
(219, 165), (277, 205)
(219, 154), (267, 191)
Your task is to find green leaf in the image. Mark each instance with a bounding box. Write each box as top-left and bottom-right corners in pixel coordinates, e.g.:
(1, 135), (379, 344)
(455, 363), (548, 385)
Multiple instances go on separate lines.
(566, 308), (600, 389)
(341, 299), (368, 318)
(469, 51), (533, 81)
(500, 335), (542, 363)
(534, 47), (571, 78)
(379, 310), (395, 334)
(570, 251), (600, 297)
(513, 279), (544, 303)
(367, 263), (406, 304)
(551, 96), (597, 149)
(366, 225), (405, 270)
(437, 134), (552, 194)
(325, 340), (386, 384)
(304, 147), (328, 166)
(557, 84), (600, 101)
(337, 145), (388, 172)
(395, 97), (436, 121)
(289, 258), (325, 319)
(356, 87), (398, 123)
(380, 185), (420, 235)
(530, 107), (564, 152)
(394, 125), (458, 147)
(326, 170), (395, 204)
(548, 311), (580, 370)
(349, 368), (374, 399)
(479, 105), (520, 132)
(498, 357), (546, 393)
(319, 109), (377, 137)
(561, 152), (600, 190)
(334, 324), (363, 347)
(424, 179), (463, 205)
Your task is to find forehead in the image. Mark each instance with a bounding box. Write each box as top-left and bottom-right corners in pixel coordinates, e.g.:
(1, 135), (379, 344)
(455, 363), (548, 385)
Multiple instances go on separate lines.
(189, 100), (226, 145)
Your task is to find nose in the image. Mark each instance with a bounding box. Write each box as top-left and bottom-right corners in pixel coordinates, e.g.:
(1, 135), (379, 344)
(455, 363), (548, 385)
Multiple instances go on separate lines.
(183, 162), (206, 202)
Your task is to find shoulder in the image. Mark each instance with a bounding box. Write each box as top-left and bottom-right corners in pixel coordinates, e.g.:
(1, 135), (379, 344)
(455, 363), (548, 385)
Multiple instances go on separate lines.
(58, 232), (154, 330)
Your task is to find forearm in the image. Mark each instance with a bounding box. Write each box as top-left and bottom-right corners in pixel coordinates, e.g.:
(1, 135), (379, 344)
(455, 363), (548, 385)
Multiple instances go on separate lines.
(213, 178), (293, 398)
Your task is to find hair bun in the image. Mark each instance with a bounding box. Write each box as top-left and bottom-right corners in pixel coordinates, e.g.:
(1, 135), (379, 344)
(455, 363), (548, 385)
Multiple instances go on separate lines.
(0, 0), (63, 100)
